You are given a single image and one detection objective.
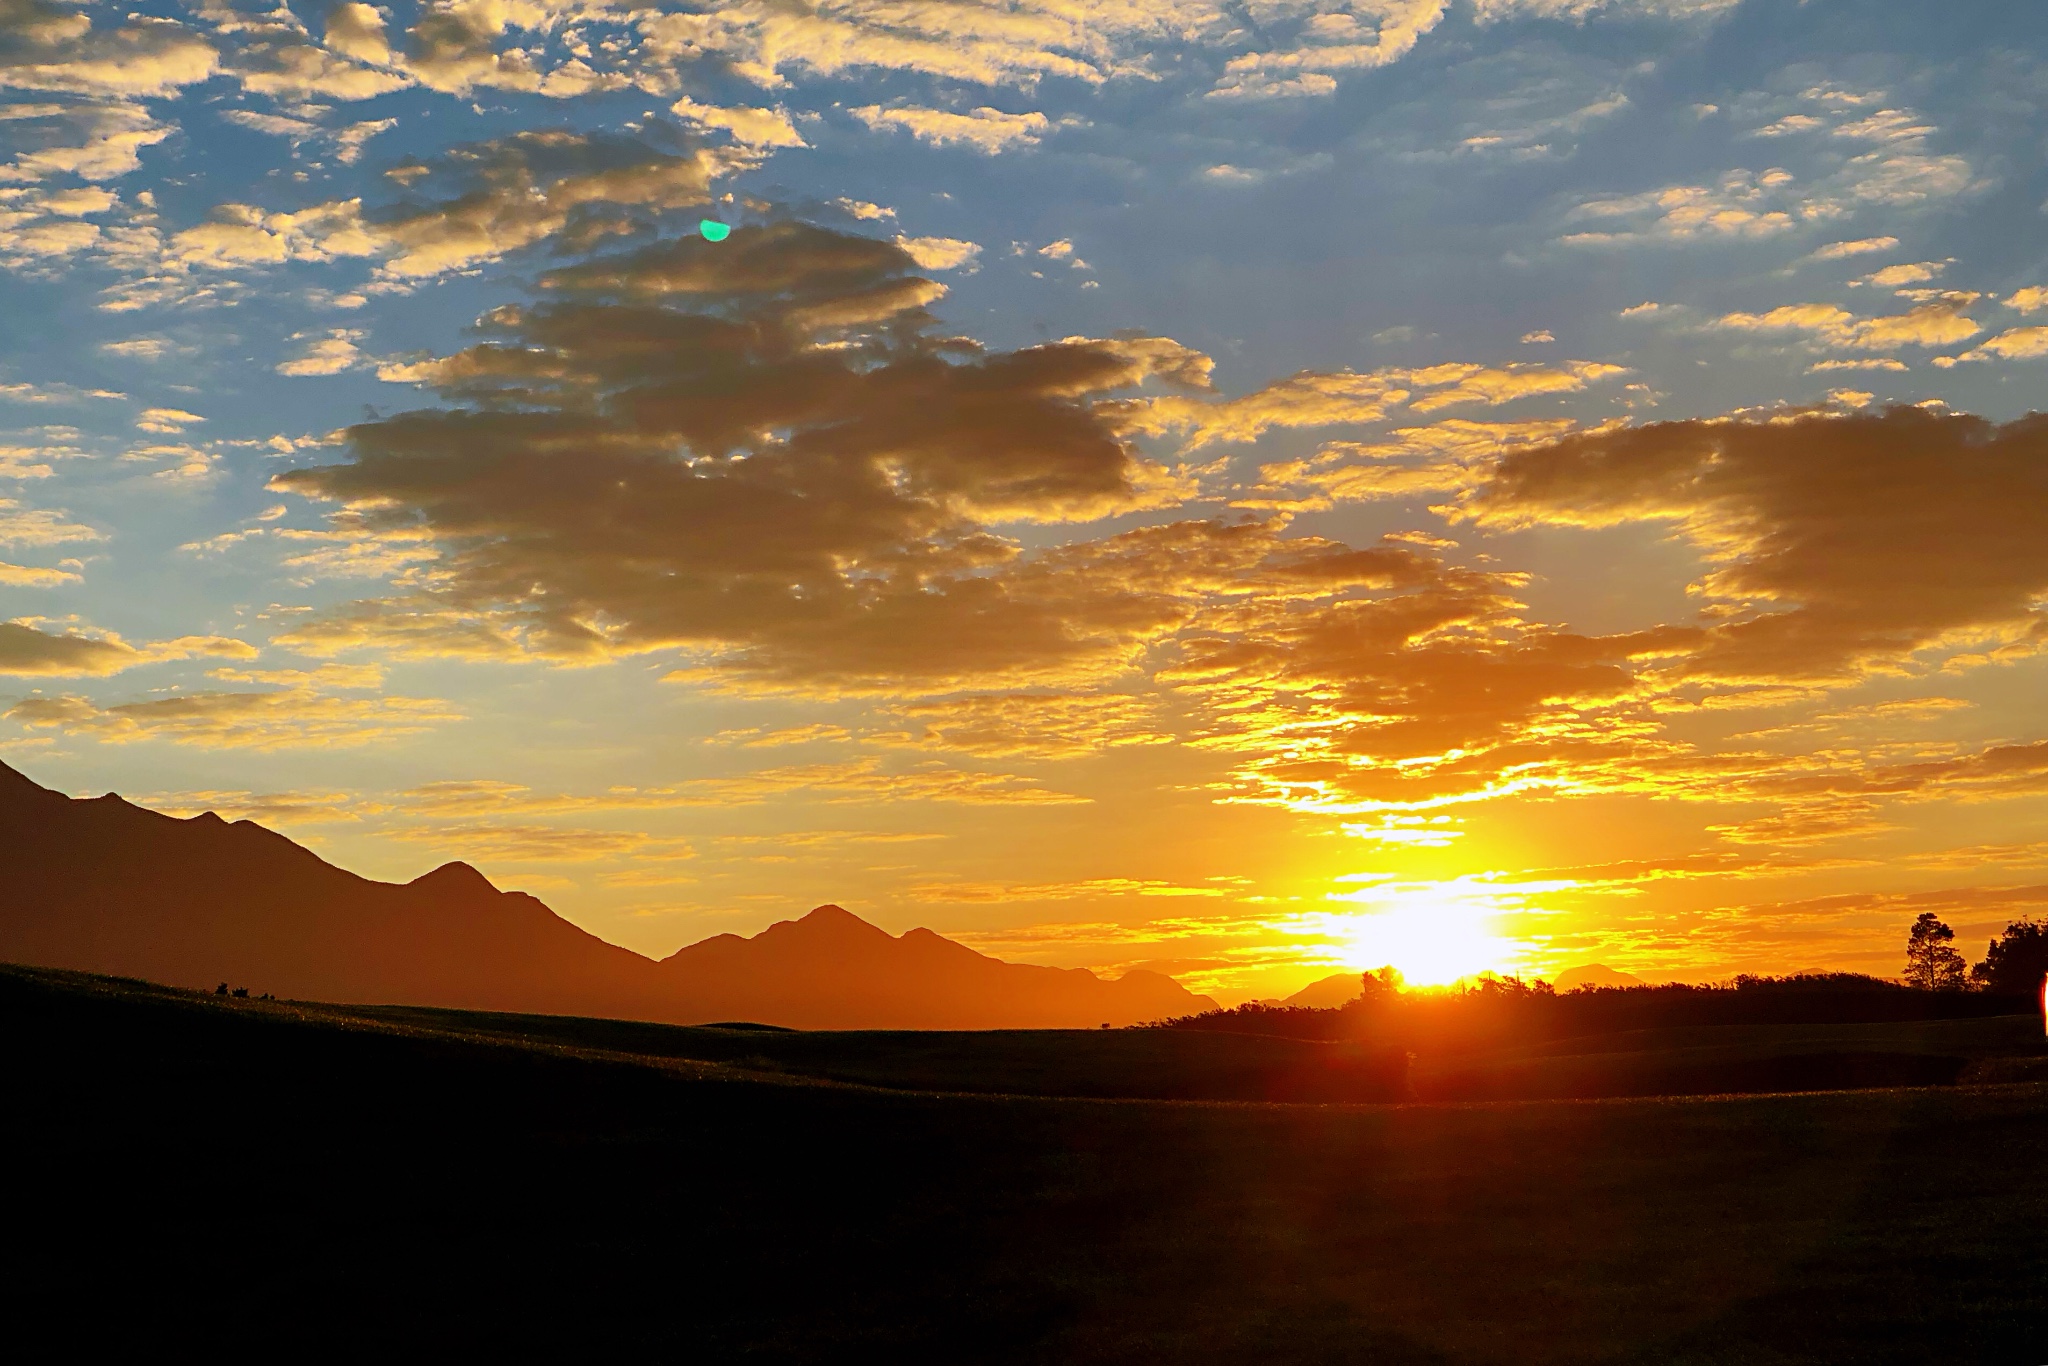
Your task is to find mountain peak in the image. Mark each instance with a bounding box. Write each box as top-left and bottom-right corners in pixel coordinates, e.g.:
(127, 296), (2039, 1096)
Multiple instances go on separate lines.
(409, 861), (499, 896)
(776, 904), (893, 941)
(801, 904), (862, 924)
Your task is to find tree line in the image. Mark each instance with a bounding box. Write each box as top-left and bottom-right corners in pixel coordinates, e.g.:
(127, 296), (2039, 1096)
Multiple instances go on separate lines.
(1151, 917), (2048, 1041)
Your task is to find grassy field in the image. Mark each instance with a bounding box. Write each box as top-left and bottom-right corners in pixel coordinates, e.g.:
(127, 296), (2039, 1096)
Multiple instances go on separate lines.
(4, 962), (2046, 1360)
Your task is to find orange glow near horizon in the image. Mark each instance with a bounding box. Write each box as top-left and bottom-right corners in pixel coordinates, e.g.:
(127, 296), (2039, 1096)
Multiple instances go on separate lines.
(1287, 875), (1578, 987)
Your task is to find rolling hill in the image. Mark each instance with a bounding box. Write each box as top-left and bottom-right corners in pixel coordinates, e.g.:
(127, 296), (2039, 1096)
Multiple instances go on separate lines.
(0, 759), (1210, 1028)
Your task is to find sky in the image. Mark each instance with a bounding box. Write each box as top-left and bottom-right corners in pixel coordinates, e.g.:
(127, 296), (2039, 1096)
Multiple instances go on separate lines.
(2, 0), (2046, 1001)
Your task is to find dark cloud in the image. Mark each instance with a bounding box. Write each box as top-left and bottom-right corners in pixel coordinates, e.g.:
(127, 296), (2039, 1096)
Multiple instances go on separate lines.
(369, 130), (737, 277)
(1455, 407), (2048, 684)
(275, 221), (1211, 692)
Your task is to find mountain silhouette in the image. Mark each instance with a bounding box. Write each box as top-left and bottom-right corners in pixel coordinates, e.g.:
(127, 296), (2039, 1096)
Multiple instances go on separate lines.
(1282, 972), (1368, 1009)
(1553, 964), (1646, 991)
(0, 761), (1211, 1029)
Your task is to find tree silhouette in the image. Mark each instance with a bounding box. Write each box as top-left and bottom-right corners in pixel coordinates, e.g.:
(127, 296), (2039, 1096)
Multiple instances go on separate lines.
(1970, 920), (2048, 997)
(1358, 966), (1402, 1001)
(1903, 913), (1967, 991)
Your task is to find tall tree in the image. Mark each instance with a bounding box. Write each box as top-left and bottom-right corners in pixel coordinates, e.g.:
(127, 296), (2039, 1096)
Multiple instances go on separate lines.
(1970, 920), (2048, 997)
(1903, 913), (1968, 991)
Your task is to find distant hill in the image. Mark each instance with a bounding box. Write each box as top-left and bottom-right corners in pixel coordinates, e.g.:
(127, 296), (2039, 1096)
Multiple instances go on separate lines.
(1283, 972), (1366, 1009)
(1554, 964), (1646, 991)
(0, 760), (1211, 1029)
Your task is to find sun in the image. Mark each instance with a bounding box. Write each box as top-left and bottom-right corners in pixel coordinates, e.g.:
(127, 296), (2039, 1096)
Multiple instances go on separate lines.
(1313, 878), (1527, 987)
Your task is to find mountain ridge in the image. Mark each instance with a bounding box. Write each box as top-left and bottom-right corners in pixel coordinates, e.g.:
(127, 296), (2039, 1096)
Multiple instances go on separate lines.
(0, 761), (1212, 1029)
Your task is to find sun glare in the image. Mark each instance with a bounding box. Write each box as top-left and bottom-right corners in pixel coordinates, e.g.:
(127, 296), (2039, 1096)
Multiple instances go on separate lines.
(1294, 877), (1557, 987)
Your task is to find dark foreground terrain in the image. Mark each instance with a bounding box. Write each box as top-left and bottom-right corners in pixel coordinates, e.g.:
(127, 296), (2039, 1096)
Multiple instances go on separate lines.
(4, 964), (2046, 1362)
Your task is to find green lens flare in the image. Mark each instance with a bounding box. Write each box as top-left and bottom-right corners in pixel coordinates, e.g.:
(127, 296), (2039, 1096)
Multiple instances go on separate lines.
(699, 219), (732, 242)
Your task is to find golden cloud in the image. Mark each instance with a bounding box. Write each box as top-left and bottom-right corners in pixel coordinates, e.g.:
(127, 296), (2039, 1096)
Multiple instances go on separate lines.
(1248, 418), (1576, 510)
(1455, 407), (2048, 684)
(0, 497), (98, 547)
(1714, 297), (1981, 352)
(0, 101), (172, 185)
(130, 787), (367, 825)
(909, 877), (1230, 903)
(206, 0), (409, 101)
(850, 104), (1053, 154)
(394, 758), (1089, 815)
(173, 131), (736, 280)
(1940, 326), (2048, 366)
(6, 681), (459, 749)
(1207, 0), (1446, 99)
(384, 822), (693, 863)
(0, 619), (254, 676)
(877, 691), (1173, 759)
(1119, 361), (1621, 448)
(669, 96), (805, 149)
(0, 0), (216, 98)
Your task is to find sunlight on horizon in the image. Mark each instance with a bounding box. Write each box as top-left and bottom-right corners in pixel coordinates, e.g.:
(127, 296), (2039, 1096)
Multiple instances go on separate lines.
(1285, 875), (1581, 987)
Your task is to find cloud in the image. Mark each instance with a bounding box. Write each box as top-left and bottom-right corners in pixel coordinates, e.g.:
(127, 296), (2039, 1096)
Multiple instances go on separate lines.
(910, 877), (1228, 903)
(131, 787), (364, 824)
(1562, 171), (1799, 246)
(7, 686), (459, 749)
(1122, 360), (1623, 447)
(398, 0), (560, 95)
(135, 406), (203, 433)
(97, 336), (169, 360)
(0, 496), (95, 585)
(0, 0), (216, 98)
(205, 0), (409, 102)
(276, 328), (366, 376)
(709, 722), (853, 748)
(877, 691), (1172, 759)
(632, 0), (1162, 90)
(1207, 0), (1447, 99)
(1810, 236), (1898, 261)
(271, 222), (1223, 694)
(850, 105), (1052, 154)
(2007, 288), (2048, 315)
(1453, 407), (2048, 684)
(1472, 0), (1741, 16)
(219, 110), (399, 165)
(1807, 358), (1907, 373)
(1152, 535), (1685, 817)
(1713, 297), (1981, 352)
(669, 96), (805, 149)
(0, 497), (98, 547)
(688, 756), (1091, 806)
(384, 822), (692, 863)
(894, 235), (980, 271)
(169, 198), (376, 268)
(174, 131), (737, 280)
(1852, 260), (1946, 288)
(833, 198), (894, 222)
(324, 2), (393, 67)
(0, 100), (172, 186)
(1565, 113), (1973, 250)
(395, 759), (1088, 812)
(1937, 327), (2048, 366)
(0, 561), (77, 586)
(0, 619), (254, 676)
(1247, 418), (1578, 509)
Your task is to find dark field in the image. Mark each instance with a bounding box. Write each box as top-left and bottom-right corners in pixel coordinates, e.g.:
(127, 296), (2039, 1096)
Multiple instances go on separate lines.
(4, 964), (2047, 1361)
